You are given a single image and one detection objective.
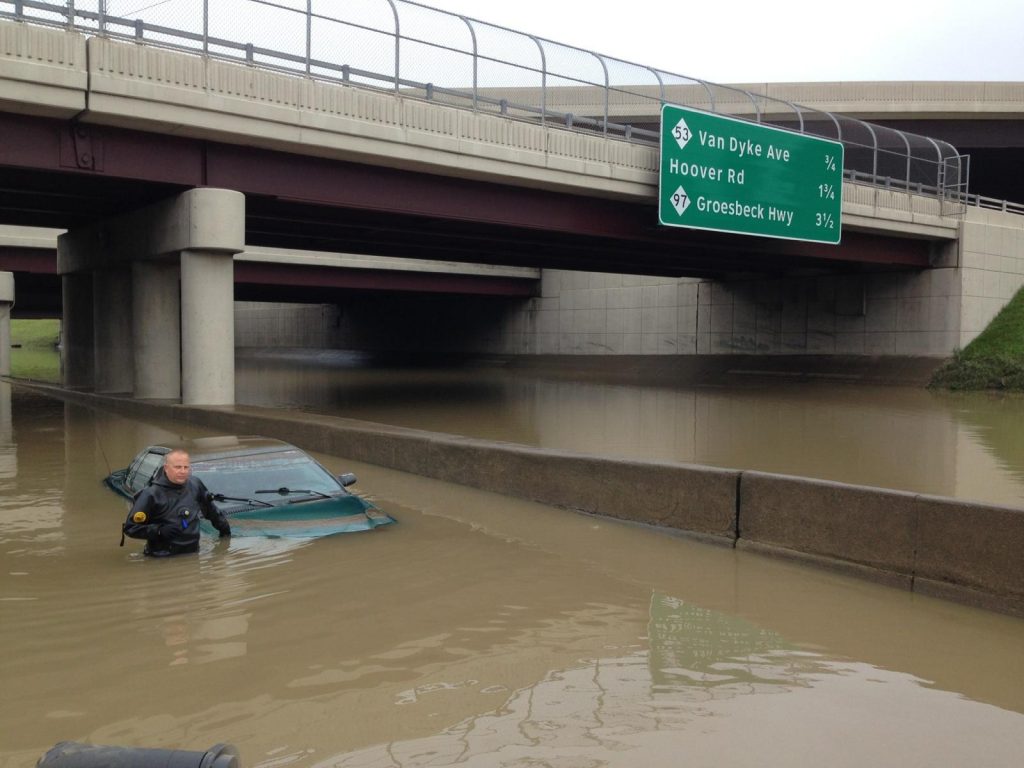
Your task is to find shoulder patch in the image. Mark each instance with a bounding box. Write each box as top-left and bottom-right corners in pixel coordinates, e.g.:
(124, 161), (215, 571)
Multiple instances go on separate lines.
(132, 511), (148, 523)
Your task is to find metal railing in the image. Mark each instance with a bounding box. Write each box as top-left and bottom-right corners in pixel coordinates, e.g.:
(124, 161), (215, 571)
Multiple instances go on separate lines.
(1, 0), (978, 203)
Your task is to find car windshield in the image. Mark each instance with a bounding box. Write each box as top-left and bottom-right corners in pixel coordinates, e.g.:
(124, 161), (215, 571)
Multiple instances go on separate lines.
(192, 449), (340, 500)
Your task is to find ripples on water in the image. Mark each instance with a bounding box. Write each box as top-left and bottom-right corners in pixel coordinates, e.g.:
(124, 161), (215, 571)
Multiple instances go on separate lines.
(3, 382), (1024, 768)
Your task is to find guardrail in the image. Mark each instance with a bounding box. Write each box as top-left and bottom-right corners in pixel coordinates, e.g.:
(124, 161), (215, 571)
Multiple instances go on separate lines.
(843, 169), (1023, 218)
(0, 0), (978, 203)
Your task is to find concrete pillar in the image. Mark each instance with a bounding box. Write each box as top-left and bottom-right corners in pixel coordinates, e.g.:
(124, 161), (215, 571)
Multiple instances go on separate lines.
(181, 249), (234, 405)
(60, 272), (94, 390)
(0, 272), (12, 377)
(0, 381), (12, 482)
(57, 188), (243, 403)
(132, 260), (181, 399)
(92, 268), (134, 394)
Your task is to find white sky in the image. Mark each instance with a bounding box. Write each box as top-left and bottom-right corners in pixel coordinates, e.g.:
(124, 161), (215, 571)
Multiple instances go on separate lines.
(416, 0), (1024, 83)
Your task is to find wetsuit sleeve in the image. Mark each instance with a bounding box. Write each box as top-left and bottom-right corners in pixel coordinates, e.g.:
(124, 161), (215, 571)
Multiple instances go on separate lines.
(122, 490), (161, 541)
(198, 479), (231, 537)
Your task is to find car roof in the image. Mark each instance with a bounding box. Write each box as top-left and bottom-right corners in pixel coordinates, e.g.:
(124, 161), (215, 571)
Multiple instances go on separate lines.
(142, 436), (303, 463)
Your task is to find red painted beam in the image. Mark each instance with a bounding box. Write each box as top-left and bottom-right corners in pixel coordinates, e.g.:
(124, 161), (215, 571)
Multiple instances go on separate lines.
(0, 247), (57, 273)
(0, 113), (203, 184)
(0, 245), (536, 297)
(0, 112), (933, 270)
(234, 262), (537, 297)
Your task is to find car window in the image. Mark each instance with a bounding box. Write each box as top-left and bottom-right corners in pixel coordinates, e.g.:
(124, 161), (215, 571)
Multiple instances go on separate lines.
(127, 451), (165, 493)
(192, 450), (341, 499)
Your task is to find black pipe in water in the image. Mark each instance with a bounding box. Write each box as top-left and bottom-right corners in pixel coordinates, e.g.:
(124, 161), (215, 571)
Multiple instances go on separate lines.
(37, 741), (240, 768)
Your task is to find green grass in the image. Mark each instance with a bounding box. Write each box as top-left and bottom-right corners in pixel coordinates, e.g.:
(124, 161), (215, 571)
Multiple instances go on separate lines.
(10, 318), (60, 382)
(930, 287), (1024, 391)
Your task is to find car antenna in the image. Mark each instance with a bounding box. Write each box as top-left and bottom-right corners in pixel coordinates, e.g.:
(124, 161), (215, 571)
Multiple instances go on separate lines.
(94, 427), (112, 475)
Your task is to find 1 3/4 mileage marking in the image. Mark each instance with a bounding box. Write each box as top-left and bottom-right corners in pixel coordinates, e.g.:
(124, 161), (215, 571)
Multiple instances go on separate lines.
(658, 104), (844, 245)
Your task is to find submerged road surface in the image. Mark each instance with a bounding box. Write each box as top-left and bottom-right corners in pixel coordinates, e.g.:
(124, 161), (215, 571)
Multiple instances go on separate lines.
(2, 384), (1024, 767)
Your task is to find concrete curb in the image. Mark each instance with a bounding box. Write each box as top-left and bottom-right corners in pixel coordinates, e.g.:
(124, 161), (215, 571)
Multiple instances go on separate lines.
(12, 380), (1024, 618)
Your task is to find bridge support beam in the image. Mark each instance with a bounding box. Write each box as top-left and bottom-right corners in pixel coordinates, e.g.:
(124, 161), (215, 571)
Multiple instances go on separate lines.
(58, 188), (245, 405)
(60, 273), (94, 389)
(132, 260), (180, 400)
(181, 249), (235, 405)
(93, 268), (134, 394)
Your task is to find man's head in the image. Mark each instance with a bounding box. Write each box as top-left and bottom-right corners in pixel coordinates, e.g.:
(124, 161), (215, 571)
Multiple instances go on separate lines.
(164, 450), (191, 485)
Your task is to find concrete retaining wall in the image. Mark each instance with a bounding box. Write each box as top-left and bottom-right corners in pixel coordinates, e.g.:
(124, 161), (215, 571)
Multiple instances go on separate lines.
(17, 382), (1024, 618)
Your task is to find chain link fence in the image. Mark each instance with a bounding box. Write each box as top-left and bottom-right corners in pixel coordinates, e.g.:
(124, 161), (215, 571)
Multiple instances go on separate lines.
(2, 0), (970, 201)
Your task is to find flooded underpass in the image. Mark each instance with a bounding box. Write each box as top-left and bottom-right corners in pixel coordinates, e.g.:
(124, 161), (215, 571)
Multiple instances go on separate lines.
(3, 378), (1024, 767)
(234, 352), (1024, 507)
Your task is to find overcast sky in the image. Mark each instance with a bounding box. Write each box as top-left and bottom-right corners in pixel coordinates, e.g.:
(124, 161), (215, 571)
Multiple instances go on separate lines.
(416, 0), (1024, 84)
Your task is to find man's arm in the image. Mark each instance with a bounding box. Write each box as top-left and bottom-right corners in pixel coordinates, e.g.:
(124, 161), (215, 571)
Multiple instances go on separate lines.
(197, 480), (231, 537)
(122, 491), (167, 541)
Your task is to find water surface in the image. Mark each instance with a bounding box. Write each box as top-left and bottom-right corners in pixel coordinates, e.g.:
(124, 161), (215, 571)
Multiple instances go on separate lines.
(236, 352), (1024, 507)
(2, 384), (1024, 768)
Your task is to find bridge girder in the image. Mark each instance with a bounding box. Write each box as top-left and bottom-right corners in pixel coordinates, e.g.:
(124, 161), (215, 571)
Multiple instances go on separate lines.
(0, 112), (933, 293)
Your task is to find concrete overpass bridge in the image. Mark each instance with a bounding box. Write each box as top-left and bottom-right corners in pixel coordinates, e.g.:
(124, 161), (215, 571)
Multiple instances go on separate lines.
(0, 3), (1022, 405)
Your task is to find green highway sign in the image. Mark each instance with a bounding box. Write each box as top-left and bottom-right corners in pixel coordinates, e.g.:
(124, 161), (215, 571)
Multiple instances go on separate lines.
(658, 103), (844, 244)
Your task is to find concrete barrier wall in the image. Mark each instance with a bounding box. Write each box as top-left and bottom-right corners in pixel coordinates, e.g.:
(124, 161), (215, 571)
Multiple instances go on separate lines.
(737, 472), (1024, 615)
(738, 472), (920, 578)
(914, 494), (1024, 605)
(17, 382), (1024, 617)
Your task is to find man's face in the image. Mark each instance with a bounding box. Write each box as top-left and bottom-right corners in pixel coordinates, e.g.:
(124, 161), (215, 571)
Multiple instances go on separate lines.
(164, 452), (191, 485)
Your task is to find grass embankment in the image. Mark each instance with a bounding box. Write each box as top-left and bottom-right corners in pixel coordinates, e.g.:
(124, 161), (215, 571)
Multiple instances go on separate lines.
(10, 318), (60, 382)
(930, 288), (1024, 391)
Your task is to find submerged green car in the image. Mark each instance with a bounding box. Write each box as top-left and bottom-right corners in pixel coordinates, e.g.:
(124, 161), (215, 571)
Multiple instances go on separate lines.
(105, 436), (395, 538)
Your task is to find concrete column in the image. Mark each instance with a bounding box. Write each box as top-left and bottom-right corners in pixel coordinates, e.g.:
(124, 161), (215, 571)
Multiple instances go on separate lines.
(132, 260), (181, 399)
(93, 268), (134, 394)
(0, 272), (12, 377)
(181, 249), (234, 405)
(60, 272), (95, 390)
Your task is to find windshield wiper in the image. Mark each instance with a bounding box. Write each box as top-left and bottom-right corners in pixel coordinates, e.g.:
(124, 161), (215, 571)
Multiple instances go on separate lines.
(212, 493), (275, 508)
(255, 487), (331, 500)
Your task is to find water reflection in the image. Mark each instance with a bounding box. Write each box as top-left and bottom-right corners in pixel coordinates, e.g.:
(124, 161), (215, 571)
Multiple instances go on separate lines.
(306, 593), (1024, 768)
(237, 353), (1024, 507)
(648, 593), (797, 691)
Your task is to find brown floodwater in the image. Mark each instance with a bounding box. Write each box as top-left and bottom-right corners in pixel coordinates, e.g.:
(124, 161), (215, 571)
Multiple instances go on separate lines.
(3, 381), (1024, 768)
(234, 352), (1024, 508)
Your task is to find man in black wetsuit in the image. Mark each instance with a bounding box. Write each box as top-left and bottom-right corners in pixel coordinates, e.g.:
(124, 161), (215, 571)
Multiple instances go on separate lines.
(122, 449), (231, 556)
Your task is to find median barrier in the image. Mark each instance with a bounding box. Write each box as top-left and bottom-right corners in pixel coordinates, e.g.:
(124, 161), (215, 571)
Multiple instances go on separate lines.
(737, 471), (918, 580)
(913, 495), (1024, 615)
(736, 470), (1024, 616)
(417, 438), (740, 540)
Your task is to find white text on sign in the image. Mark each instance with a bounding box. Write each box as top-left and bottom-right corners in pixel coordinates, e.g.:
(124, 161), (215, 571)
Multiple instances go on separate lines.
(697, 131), (792, 163)
(668, 159), (745, 185)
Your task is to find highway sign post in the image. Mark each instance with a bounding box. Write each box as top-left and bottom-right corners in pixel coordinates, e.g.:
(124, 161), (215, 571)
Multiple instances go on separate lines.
(658, 104), (844, 244)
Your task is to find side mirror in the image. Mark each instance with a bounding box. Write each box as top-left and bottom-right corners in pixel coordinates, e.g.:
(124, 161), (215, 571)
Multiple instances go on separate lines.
(338, 472), (357, 488)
